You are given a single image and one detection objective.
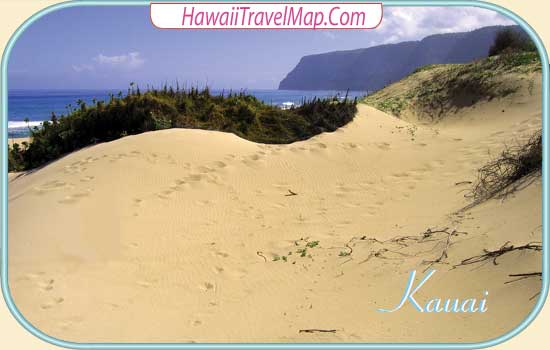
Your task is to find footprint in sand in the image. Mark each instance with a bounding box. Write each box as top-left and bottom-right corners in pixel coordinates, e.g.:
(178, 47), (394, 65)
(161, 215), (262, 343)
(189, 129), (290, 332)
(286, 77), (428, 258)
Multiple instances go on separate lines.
(389, 172), (410, 181)
(336, 184), (355, 193)
(211, 250), (230, 258)
(186, 173), (204, 182)
(58, 189), (92, 204)
(197, 165), (215, 173)
(211, 161), (227, 169)
(241, 153), (265, 167)
(156, 189), (175, 200)
(137, 280), (152, 288)
(38, 278), (55, 291)
(63, 158), (95, 174)
(80, 175), (95, 182)
(21, 271), (45, 282)
(200, 282), (215, 292)
(309, 142), (328, 153)
(250, 154), (262, 161)
(195, 199), (214, 206)
(375, 142), (391, 150)
(268, 147), (283, 156)
(40, 296), (64, 310)
(340, 142), (361, 150)
(34, 180), (71, 194)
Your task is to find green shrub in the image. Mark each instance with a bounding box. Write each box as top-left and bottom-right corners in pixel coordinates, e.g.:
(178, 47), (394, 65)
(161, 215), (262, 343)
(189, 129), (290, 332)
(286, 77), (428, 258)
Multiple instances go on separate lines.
(489, 28), (536, 56)
(9, 86), (357, 170)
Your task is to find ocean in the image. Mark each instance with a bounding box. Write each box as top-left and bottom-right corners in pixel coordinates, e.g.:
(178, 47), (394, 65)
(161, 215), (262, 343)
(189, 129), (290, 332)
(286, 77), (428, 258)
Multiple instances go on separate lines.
(7, 89), (368, 138)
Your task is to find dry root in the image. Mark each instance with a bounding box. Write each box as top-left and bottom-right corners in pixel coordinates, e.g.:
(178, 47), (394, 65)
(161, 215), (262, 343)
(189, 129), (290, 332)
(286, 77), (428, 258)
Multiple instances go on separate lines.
(454, 241), (542, 267)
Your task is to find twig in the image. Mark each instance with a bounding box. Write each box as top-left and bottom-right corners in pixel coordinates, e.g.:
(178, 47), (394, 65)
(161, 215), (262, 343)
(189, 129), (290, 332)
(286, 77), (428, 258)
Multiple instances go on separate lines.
(299, 329), (337, 334)
(509, 272), (542, 277)
(285, 189), (298, 196)
(454, 242), (542, 267)
(256, 251), (267, 262)
(505, 272), (542, 284)
(422, 228), (456, 272)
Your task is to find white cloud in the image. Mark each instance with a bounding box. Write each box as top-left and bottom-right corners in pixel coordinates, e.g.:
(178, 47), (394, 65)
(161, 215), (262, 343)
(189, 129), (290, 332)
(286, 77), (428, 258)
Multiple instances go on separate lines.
(375, 7), (516, 45)
(322, 31), (337, 40)
(73, 52), (145, 73)
(93, 52), (145, 69)
(72, 63), (94, 72)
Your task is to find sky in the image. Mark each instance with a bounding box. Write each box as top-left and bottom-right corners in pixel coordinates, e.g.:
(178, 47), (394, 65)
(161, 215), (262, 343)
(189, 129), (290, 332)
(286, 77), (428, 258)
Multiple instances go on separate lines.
(8, 6), (515, 90)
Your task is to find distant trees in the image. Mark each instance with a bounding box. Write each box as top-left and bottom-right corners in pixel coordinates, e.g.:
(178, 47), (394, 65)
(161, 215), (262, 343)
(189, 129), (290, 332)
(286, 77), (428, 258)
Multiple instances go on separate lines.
(8, 85), (357, 171)
(489, 28), (536, 56)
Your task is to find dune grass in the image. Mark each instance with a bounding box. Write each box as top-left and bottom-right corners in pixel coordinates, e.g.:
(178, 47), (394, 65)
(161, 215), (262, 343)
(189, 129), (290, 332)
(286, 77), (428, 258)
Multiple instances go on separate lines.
(8, 86), (357, 171)
(364, 51), (541, 121)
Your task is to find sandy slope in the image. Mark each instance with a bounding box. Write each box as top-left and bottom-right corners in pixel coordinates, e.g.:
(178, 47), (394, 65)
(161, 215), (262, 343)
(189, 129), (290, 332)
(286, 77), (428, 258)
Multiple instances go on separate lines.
(7, 79), (542, 342)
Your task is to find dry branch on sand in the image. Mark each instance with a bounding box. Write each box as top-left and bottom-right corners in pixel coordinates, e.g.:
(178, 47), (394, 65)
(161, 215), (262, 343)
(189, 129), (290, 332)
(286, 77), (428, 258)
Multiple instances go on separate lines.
(336, 228), (468, 269)
(505, 272), (542, 284)
(256, 251), (268, 262)
(299, 329), (337, 334)
(454, 241), (542, 267)
(285, 189), (298, 196)
(462, 130), (541, 211)
(505, 272), (543, 300)
(421, 229), (456, 272)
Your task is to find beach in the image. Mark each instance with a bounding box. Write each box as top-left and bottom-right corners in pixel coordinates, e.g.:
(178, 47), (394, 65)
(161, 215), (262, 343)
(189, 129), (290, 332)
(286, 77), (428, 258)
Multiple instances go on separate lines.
(7, 72), (542, 342)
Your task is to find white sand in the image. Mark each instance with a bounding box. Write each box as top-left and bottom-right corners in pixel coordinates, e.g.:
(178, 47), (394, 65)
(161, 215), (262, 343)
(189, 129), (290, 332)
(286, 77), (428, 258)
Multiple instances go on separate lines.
(7, 78), (542, 342)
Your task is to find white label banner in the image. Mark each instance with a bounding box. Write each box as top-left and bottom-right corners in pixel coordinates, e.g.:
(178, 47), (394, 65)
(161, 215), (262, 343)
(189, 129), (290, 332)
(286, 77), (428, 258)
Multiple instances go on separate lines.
(150, 2), (383, 30)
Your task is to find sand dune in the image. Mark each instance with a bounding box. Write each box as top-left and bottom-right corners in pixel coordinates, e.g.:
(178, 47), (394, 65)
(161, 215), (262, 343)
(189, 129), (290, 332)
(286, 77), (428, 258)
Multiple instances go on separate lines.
(7, 77), (542, 342)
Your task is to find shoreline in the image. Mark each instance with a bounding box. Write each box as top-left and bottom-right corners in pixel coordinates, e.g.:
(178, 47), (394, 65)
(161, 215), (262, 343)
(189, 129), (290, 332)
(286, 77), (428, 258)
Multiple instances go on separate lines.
(8, 137), (30, 147)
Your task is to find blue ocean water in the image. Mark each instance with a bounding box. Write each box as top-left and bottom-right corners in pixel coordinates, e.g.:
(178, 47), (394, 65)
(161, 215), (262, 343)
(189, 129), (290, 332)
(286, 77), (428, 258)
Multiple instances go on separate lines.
(7, 89), (368, 138)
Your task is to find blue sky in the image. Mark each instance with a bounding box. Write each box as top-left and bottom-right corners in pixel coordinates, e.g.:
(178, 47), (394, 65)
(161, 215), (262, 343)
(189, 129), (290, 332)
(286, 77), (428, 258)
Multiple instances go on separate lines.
(8, 5), (515, 90)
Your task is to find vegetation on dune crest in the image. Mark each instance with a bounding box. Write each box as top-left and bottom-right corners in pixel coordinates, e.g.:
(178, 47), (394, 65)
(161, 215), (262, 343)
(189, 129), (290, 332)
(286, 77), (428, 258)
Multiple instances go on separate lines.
(488, 28), (536, 57)
(364, 29), (540, 122)
(8, 86), (357, 171)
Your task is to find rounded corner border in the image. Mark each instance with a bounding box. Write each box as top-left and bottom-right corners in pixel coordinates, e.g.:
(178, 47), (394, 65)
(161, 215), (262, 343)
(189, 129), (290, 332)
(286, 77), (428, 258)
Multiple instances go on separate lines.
(0, 1), (548, 349)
